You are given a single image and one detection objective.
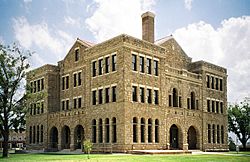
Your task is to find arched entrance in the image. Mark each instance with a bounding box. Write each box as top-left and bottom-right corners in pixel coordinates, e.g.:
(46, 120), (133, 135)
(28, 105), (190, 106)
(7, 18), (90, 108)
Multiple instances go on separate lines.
(187, 126), (197, 149)
(50, 127), (58, 149)
(74, 125), (84, 149)
(170, 124), (179, 149)
(61, 125), (70, 149)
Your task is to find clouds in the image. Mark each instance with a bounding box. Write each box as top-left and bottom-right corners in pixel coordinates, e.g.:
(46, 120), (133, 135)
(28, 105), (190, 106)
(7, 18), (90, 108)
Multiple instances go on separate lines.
(64, 16), (81, 28)
(12, 17), (74, 67)
(184, 0), (193, 10)
(85, 0), (155, 42)
(173, 16), (250, 102)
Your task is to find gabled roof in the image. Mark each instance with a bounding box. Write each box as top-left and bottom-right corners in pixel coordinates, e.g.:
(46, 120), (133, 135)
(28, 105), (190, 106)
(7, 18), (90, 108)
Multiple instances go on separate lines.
(76, 38), (95, 48)
(154, 35), (174, 45)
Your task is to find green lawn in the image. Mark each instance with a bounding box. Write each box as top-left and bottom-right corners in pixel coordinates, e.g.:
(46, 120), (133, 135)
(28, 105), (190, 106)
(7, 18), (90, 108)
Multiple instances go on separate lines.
(0, 153), (249, 162)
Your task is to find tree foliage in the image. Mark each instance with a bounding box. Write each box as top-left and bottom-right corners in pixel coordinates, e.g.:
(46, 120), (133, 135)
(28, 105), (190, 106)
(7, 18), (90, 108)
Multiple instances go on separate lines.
(228, 99), (250, 150)
(0, 43), (31, 157)
(83, 139), (93, 159)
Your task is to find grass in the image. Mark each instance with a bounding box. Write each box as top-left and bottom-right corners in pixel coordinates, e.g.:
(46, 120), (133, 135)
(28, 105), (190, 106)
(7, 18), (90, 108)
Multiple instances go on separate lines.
(0, 153), (249, 162)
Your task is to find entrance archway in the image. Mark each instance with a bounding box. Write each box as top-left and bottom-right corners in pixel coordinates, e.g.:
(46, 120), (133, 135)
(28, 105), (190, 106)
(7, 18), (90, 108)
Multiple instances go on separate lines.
(187, 126), (197, 149)
(50, 127), (58, 149)
(74, 125), (84, 149)
(61, 125), (70, 149)
(170, 124), (179, 149)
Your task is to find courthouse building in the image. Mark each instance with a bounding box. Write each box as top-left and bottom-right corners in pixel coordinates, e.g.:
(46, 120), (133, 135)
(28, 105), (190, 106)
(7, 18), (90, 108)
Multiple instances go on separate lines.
(26, 12), (228, 152)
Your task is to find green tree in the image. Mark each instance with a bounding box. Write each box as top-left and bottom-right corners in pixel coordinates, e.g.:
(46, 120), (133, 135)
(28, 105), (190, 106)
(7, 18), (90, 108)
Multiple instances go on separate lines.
(228, 99), (250, 150)
(83, 139), (93, 159)
(0, 43), (31, 158)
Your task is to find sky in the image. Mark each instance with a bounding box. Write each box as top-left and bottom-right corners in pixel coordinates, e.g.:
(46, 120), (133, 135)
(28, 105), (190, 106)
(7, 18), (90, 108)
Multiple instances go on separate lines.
(0, 0), (250, 103)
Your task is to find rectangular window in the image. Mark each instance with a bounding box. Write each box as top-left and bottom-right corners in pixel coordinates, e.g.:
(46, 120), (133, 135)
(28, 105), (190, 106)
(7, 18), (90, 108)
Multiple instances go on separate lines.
(220, 102), (223, 114)
(66, 76), (69, 89)
(62, 77), (65, 90)
(75, 49), (79, 61)
(105, 57), (110, 73)
(207, 75), (210, 88)
(41, 102), (44, 113)
(139, 56), (144, 73)
(219, 79), (223, 91)
(140, 87), (145, 103)
(37, 80), (41, 92)
(187, 98), (190, 109)
(78, 97), (81, 108)
(92, 90), (97, 105)
(146, 58), (151, 74)
(208, 124), (211, 143)
(212, 124), (215, 143)
(73, 98), (77, 109)
(212, 100), (215, 112)
(215, 78), (219, 90)
(217, 125), (220, 143)
(98, 89), (103, 104)
(154, 60), (158, 76)
(154, 90), (159, 105)
(132, 54), (137, 71)
(207, 100), (210, 112)
(169, 95), (172, 107)
(30, 82), (33, 93)
(112, 86), (116, 102)
(34, 81), (37, 93)
(211, 76), (214, 89)
(216, 101), (219, 113)
(132, 86), (137, 102)
(92, 61), (97, 77)
(221, 126), (224, 144)
(98, 59), (103, 75)
(179, 96), (182, 108)
(105, 87), (109, 103)
(41, 78), (44, 90)
(78, 72), (81, 86)
(66, 100), (69, 110)
(112, 54), (116, 71)
(62, 101), (65, 110)
(196, 100), (199, 110)
(73, 73), (77, 87)
(147, 89), (152, 104)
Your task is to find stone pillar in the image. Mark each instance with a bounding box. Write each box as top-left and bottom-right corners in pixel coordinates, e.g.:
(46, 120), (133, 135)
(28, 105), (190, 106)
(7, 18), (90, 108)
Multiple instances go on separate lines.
(182, 130), (188, 151)
(70, 131), (75, 150)
(58, 128), (62, 150)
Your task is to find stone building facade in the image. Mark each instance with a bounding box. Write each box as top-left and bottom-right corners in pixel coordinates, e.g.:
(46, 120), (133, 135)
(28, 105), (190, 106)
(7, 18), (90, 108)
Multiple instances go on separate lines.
(26, 12), (228, 152)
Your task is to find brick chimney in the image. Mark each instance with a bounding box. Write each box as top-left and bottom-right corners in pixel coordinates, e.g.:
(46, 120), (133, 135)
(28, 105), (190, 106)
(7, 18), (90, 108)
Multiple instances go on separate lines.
(141, 11), (155, 43)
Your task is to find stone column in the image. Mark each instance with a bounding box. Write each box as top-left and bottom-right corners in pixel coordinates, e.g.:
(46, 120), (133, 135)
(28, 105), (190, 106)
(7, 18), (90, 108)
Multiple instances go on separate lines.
(70, 131), (75, 151)
(182, 130), (188, 151)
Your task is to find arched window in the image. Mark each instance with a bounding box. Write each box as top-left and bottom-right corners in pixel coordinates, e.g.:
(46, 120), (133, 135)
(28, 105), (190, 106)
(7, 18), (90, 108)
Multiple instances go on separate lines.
(105, 118), (110, 143)
(155, 119), (159, 143)
(41, 125), (43, 143)
(148, 119), (152, 143)
(29, 126), (32, 144)
(112, 117), (117, 143)
(92, 119), (97, 143)
(191, 92), (195, 109)
(133, 117), (138, 143)
(98, 119), (103, 143)
(173, 88), (178, 107)
(141, 118), (145, 143)
(37, 125), (40, 143)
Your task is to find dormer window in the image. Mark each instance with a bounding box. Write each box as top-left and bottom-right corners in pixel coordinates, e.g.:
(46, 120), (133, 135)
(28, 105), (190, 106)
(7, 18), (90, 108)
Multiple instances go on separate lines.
(75, 48), (79, 62)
